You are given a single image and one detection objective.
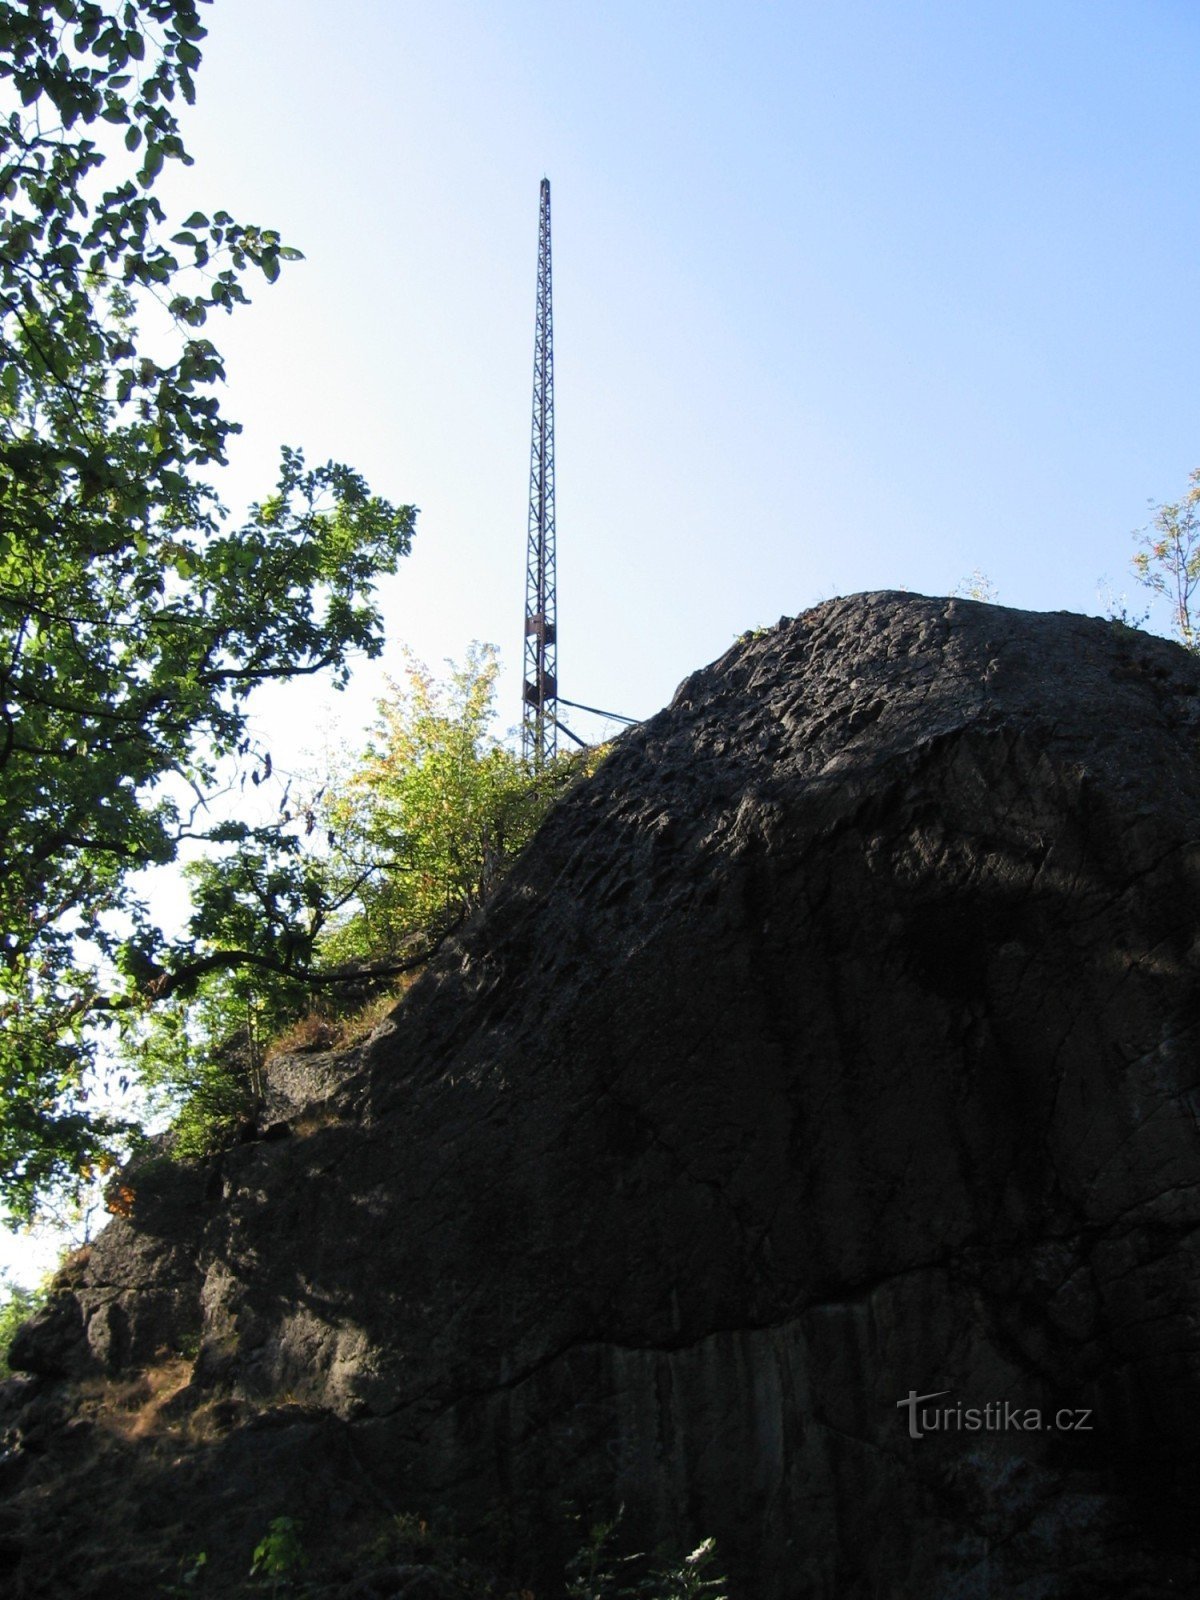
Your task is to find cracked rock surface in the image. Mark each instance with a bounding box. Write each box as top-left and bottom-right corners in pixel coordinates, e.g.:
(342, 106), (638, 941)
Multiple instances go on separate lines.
(4, 591), (1200, 1597)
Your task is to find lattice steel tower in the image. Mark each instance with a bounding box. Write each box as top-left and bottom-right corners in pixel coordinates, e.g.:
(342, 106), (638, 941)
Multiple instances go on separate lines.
(522, 177), (557, 769)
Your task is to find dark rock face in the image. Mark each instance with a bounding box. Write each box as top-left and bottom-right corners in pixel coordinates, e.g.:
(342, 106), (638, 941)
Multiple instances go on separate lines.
(5, 592), (1200, 1597)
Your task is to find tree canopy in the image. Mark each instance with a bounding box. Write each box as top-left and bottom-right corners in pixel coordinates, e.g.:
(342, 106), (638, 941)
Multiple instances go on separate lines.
(320, 643), (592, 966)
(0, 1), (416, 1216)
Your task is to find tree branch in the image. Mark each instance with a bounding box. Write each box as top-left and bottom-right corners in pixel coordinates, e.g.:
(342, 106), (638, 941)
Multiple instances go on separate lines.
(85, 917), (464, 1015)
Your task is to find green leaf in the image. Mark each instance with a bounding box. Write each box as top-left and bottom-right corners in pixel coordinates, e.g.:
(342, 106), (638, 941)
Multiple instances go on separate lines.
(139, 143), (164, 185)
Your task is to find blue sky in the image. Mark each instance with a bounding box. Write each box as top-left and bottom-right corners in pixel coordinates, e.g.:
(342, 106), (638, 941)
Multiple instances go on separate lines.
(7, 0), (1200, 1276)
(151, 0), (1200, 750)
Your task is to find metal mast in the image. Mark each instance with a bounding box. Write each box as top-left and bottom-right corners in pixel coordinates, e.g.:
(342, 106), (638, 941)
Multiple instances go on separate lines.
(522, 177), (557, 770)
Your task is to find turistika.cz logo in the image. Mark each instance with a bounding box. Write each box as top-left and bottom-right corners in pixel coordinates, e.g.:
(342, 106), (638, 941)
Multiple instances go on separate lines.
(896, 1389), (1094, 1441)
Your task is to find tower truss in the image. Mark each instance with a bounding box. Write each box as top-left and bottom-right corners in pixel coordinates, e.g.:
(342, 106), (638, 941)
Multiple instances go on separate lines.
(522, 177), (557, 769)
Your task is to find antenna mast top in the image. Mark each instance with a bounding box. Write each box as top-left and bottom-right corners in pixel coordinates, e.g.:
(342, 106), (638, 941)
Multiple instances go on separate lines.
(522, 178), (557, 770)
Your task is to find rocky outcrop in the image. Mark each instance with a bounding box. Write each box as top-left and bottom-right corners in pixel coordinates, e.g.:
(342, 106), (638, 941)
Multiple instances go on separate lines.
(4, 591), (1200, 1598)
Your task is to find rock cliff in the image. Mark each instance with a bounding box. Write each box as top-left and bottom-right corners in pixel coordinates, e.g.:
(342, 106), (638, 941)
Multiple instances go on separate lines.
(4, 591), (1200, 1598)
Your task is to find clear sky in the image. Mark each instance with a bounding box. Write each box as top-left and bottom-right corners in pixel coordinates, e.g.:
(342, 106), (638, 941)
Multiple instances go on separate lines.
(150, 0), (1200, 751)
(7, 0), (1200, 1278)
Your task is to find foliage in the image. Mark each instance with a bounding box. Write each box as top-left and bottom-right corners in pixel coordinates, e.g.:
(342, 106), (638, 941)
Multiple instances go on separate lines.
(1132, 467), (1200, 650)
(367, 1508), (470, 1570)
(0, 1271), (46, 1377)
(565, 1511), (728, 1600)
(162, 1550), (207, 1596)
(640, 1539), (727, 1600)
(952, 569), (998, 602)
(133, 972), (272, 1160)
(320, 643), (605, 969)
(0, 2), (415, 1217)
(136, 647), (604, 1159)
(248, 1501), (725, 1600)
(1096, 578), (1150, 632)
(566, 1514), (636, 1599)
(250, 1516), (307, 1592)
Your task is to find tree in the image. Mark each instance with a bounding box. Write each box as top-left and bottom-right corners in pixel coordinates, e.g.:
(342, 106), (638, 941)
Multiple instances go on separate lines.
(134, 647), (604, 1159)
(320, 643), (600, 967)
(1132, 468), (1200, 650)
(0, 2), (415, 1217)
